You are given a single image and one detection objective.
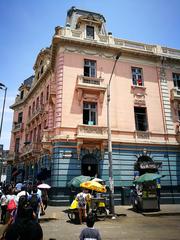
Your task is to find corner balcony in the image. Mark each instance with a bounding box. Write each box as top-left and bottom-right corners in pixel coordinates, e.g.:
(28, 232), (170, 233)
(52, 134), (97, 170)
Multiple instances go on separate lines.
(76, 75), (106, 103)
(20, 142), (41, 159)
(27, 105), (44, 124)
(170, 88), (180, 101)
(77, 75), (106, 91)
(77, 124), (108, 140)
(12, 123), (24, 133)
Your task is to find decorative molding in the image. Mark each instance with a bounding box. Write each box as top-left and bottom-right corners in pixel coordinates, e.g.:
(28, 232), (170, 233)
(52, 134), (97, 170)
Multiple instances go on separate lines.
(79, 146), (102, 162)
(131, 85), (146, 107)
(134, 131), (150, 139)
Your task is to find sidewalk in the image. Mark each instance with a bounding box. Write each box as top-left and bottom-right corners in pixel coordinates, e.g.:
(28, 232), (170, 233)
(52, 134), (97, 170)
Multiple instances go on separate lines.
(41, 204), (180, 221)
(115, 204), (180, 217)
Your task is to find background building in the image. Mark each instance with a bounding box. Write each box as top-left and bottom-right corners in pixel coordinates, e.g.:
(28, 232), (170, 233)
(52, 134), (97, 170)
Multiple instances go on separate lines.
(8, 7), (180, 205)
(0, 144), (9, 183)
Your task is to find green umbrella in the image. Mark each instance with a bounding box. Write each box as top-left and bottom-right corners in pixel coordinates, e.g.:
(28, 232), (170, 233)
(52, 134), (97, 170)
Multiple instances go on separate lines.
(134, 173), (162, 183)
(67, 175), (92, 188)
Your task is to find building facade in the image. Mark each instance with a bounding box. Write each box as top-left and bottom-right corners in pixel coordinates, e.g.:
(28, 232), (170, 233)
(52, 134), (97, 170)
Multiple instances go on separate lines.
(8, 7), (180, 204)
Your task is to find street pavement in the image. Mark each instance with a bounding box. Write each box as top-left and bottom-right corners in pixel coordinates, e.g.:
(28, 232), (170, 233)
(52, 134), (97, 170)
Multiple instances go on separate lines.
(39, 205), (180, 240)
(0, 205), (180, 239)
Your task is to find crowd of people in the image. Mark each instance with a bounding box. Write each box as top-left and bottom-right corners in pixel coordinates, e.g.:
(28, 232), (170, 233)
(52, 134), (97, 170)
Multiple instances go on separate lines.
(0, 181), (48, 240)
(0, 182), (102, 240)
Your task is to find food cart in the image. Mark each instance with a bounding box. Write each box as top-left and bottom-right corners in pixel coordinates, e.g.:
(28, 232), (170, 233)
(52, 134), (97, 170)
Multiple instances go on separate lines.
(66, 179), (108, 223)
(133, 173), (161, 212)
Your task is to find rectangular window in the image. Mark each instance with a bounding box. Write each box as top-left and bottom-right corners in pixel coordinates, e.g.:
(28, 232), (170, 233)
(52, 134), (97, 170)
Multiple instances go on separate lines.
(30, 131), (33, 142)
(15, 138), (20, 153)
(134, 107), (148, 131)
(32, 101), (35, 113)
(132, 67), (143, 86)
(84, 59), (96, 77)
(18, 112), (23, 123)
(86, 26), (94, 39)
(40, 92), (44, 105)
(37, 124), (41, 142)
(20, 90), (24, 100)
(36, 97), (39, 110)
(46, 86), (49, 101)
(28, 106), (31, 118)
(83, 102), (97, 125)
(173, 73), (180, 89)
(33, 128), (37, 142)
(178, 110), (180, 121)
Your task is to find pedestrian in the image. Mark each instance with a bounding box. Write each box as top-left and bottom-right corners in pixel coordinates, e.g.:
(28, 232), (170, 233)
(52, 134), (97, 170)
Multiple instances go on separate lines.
(29, 186), (44, 222)
(0, 189), (8, 224)
(129, 185), (137, 207)
(79, 214), (101, 240)
(41, 189), (48, 210)
(76, 189), (91, 224)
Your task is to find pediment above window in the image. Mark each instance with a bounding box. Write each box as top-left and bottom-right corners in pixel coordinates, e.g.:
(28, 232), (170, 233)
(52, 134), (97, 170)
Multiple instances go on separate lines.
(77, 14), (102, 26)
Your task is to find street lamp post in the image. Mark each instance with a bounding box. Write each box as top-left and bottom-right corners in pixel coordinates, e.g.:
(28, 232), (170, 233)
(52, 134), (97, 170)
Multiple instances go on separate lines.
(107, 53), (121, 217)
(0, 83), (7, 139)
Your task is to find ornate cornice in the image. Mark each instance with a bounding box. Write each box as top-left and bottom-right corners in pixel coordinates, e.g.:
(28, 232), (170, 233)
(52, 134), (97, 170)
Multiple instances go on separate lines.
(10, 65), (51, 109)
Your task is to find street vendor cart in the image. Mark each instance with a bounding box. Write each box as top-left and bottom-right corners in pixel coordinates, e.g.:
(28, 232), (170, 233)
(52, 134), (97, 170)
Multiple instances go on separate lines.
(133, 173), (161, 212)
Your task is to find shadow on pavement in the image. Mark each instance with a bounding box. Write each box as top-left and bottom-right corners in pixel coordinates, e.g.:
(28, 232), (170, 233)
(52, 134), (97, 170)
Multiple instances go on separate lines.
(39, 217), (58, 223)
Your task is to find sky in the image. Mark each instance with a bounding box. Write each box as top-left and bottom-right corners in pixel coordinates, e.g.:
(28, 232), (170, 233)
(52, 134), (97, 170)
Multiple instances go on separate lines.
(0, 0), (180, 150)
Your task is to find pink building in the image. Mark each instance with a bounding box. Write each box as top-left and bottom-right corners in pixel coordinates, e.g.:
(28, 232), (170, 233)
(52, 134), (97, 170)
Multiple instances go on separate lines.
(8, 7), (180, 205)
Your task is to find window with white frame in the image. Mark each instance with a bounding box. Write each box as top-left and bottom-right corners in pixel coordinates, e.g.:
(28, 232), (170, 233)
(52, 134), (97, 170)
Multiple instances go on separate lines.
(84, 59), (96, 77)
(132, 67), (144, 86)
(134, 107), (148, 131)
(83, 102), (97, 125)
(86, 25), (94, 39)
(173, 73), (180, 89)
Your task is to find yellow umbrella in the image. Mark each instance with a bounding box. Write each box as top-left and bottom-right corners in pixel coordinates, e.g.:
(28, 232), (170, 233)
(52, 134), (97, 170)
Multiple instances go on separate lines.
(80, 181), (107, 193)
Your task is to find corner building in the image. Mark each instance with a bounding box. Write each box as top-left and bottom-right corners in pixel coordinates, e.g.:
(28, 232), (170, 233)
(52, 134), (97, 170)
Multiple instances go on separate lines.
(8, 7), (180, 205)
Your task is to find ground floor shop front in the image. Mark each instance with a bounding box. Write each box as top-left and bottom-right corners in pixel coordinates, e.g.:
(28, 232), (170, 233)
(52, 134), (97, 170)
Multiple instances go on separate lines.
(6, 141), (180, 205)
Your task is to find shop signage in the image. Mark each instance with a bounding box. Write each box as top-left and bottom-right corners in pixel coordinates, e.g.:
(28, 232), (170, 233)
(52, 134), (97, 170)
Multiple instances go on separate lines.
(140, 162), (162, 169)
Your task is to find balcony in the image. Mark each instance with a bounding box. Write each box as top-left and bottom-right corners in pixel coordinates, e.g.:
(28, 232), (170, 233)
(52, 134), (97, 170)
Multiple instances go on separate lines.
(7, 152), (19, 163)
(20, 142), (41, 158)
(12, 123), (24, 132)
(27, 105), (44, 124)
(170, 88), (180, 101)
(134, 131), (150, 140)
(77, 124), (108, 140)
(77, 75), (106, 91)
(49, 82), (56, 104)
(76, 75), (106, 103)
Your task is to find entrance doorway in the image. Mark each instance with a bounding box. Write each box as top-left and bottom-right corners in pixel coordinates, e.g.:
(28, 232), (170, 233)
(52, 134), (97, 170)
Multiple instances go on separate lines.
(81, 154), (98, 177)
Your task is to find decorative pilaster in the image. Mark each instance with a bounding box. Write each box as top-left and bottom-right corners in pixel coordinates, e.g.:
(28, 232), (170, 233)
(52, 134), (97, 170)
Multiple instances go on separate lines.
(159, 60), (174, 134)
(55, 54), (64, 127)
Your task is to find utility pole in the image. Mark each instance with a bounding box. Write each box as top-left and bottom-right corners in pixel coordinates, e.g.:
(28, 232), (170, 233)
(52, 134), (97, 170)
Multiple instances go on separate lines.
(107, 53), (121, 217)
(0, 83), (7, 139)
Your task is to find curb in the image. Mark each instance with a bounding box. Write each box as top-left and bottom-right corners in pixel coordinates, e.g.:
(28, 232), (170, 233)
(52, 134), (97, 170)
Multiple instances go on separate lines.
(142, 212), (180, 217)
